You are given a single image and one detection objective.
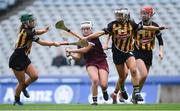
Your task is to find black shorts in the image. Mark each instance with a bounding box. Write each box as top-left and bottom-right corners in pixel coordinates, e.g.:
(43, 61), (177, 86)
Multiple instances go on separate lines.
(112, 46), (134, 65)
(9, 49), (31, 71)
(133, 49), (153, 66)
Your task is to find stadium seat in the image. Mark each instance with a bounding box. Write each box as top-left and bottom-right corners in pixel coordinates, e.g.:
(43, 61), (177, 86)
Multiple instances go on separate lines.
(0, 0), (180, 76)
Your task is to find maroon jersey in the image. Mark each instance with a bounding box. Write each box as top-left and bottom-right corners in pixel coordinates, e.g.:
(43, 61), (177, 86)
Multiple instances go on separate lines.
(84, 38), (107, 63)
(77, 38), (108, 72)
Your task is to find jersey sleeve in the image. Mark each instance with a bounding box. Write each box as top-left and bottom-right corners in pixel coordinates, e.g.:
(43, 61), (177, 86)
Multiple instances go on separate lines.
(103, 22), (113, 35)
(27, 29), (39, 42)
(130, 19), (143, 31)
(154, 23), (164, 46)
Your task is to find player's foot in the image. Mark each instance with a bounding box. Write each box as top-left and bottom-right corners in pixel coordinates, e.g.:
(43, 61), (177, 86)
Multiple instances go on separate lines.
(103, 91), (109, 101)
(110, 92), (117, 104)
(22, 89), (30, 98)
(13, 101), (23, 105)
(91, 102), (98, 106)
(131, 93), (143, 104)
(131, 98), (138, 104)
(120, 90), (128, 100)
(119, 92), (125, 102)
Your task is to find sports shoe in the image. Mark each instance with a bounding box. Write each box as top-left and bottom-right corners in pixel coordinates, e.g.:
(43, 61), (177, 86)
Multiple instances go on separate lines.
(110, 93), (117, 104)
(13, 101), (23, 105)
(131, 98), (137, 104)
(103, 91), (109, 101)
(91, 102), (98, 106)
(22, 89), (30, 98)
(131, 93), (143, 104)
(119, 92), (125, 102)
(120, 90), (128, 100)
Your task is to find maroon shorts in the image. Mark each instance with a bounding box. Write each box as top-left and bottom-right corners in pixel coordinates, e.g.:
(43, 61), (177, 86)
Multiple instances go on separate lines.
(86, 59), (109, 73)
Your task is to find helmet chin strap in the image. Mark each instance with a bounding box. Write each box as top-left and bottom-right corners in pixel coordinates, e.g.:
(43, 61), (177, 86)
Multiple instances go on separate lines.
(24, 20), (35, 28)
(142, 18), (152, 26)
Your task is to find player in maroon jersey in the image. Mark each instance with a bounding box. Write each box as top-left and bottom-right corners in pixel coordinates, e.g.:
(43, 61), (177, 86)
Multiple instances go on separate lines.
(65, 21), (109, 105)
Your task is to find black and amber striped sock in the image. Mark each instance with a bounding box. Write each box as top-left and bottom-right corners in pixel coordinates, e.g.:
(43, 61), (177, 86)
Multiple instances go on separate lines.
(133, 85), (140, 95)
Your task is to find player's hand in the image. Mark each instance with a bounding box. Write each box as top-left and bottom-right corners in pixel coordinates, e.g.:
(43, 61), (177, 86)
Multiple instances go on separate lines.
(65, 47), (71, 57)
(44, 26), (50, 33)
(159, 26), (168, 30)
(159, 51), (164, 60)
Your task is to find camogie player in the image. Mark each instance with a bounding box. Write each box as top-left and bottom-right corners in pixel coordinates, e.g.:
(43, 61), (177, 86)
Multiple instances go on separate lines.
(102, 7), (167, 104)
(132, 6), (164, 103)
(65, 21), (109, 105)
(83, 8), (166, 104)
(9, 14), (61, 105)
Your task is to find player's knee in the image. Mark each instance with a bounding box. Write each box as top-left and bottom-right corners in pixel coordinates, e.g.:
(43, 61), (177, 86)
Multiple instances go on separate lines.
(119, 75), (126, 81)
(101, 83), (107, 90)
(130, 68), (137, 77)
(141, 74), (147, 81)
(31, 74), (38, 81)
(92, 78), (99, 86)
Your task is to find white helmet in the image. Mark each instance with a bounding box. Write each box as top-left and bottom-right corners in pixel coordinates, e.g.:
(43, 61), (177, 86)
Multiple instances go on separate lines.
(80, 21), (93, 29)
(80, 21), (93, 36)
(114, 8), (130, 22)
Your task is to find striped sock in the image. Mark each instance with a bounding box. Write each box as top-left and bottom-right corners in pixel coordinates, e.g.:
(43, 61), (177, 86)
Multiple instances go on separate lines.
(92, 96), (97, 103)
(133, 85), (140, 95)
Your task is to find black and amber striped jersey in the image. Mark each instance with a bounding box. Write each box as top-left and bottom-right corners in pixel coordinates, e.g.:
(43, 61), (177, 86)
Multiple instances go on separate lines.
(135, 21), (163, 51)
(105, 20), (142, 53)
(15, 27), (39, 55)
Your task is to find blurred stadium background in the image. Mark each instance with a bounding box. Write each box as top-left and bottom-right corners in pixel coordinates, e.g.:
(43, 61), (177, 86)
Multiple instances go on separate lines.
(0, 0), (180, 105)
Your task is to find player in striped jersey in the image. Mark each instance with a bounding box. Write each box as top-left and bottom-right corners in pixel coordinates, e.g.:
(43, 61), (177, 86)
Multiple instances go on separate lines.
(9, 14), (61, 105)
(133, 6), (164, 103)
(83, 8), (166, 104)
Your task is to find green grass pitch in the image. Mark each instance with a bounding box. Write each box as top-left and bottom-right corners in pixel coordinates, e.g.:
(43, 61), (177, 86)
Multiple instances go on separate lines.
(0, 104), (180, 111)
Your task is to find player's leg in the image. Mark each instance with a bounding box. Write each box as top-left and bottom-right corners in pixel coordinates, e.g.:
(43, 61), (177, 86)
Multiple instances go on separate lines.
(126, 56), (143, 103)
(98, 69), (109, 101)
(87, 66), (99, 105)
(136, 59), (150, 91)
(110, 77), (120, 104)
(23, 64), (38, 98)
(110, 63), (128, 104)
(114, 64), (128, 102)
(13, 70), (25, 105)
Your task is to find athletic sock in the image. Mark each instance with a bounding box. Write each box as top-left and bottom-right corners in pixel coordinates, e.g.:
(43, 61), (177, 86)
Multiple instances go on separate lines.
(15, 96), (20, 102)
(133, 85), (140, 95)
(92, 96), (97, 103)
(23, 84), (28, 89)
(120, 83), (125, 92)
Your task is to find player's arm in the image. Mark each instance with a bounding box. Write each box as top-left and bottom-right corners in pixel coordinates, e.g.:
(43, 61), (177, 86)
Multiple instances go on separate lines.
(143, 25), (167, 31)
(156, 31), (164, 60)
(66, 42), (94, 54)
(83, 31), (106, 40)
(84, 22), (112, 40)
(35, 26), (49, 35)
(103, 34), (111, 50)
(131, 20), (167, 31)
(66, 50), (82, 61)
(37, 39), (61, 47)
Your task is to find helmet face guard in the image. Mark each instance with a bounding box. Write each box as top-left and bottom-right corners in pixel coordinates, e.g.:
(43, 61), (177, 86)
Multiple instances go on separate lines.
(115, 8), (130, 22)
(80, 21), (93, 36)
(140, 6), (154, 22)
